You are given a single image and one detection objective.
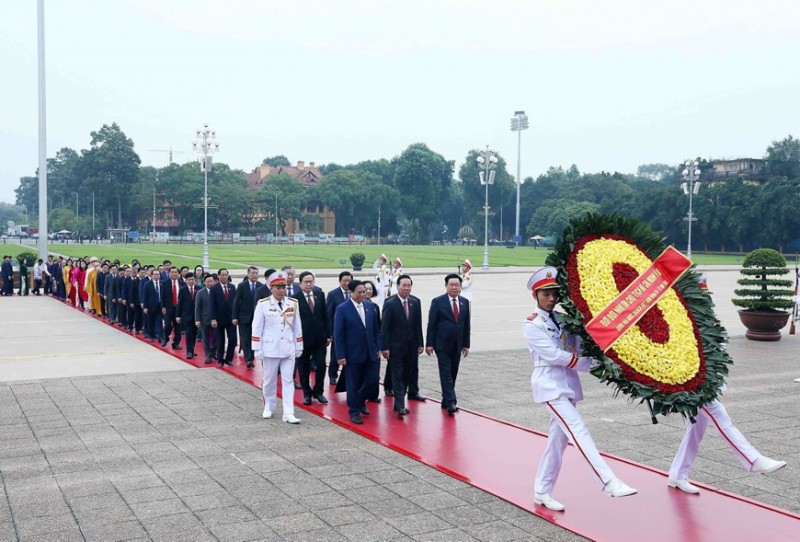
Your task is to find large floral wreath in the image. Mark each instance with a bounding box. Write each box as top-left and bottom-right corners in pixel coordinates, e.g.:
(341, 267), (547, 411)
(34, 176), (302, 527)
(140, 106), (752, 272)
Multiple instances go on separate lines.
(546, 213), (732, 418)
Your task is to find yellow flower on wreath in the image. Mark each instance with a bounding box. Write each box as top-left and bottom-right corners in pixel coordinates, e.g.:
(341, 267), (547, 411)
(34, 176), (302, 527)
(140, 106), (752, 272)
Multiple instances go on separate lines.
(575, 238), (700, 385)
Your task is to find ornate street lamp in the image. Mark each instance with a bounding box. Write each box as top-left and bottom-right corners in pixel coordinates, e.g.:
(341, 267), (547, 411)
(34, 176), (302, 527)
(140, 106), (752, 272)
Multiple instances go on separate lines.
(510, 111), (529, 246)
(192, 124), (220, 269)
(476, 146), (498, 270)
(681, 159), (702, 259)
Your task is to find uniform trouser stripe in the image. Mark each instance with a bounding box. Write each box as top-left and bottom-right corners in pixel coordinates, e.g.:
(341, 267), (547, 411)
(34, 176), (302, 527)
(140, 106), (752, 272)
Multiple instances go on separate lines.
(701, 405), (755, 466)
(546, 401), (605, 484)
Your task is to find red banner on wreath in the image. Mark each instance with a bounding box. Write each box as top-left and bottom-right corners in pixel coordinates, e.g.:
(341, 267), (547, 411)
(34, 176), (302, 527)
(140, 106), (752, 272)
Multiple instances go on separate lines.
(585, 246), (692, 351)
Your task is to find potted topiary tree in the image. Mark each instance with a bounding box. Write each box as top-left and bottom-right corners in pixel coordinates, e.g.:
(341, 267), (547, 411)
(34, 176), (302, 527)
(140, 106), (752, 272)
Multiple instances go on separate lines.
(732, 248), (794, 341)
(349, 252), (366, 271)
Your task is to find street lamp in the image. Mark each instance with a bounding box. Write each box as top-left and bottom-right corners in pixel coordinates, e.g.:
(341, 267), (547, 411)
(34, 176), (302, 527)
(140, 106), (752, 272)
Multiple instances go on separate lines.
(681, 159), (701, 259)
(476, 146), (498, 270)
(510, 111), (529, 246)
(192, 124), (219, 269)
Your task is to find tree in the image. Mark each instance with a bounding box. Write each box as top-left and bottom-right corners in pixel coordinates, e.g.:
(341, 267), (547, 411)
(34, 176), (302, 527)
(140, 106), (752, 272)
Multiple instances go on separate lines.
(765, 135), (800, 180)
(314, 169), (391, 236)
(391, 143), (454, 243)
(262, 155), (291, 167)
(79, 123), (141, 228)
(258, 173), (308, 235)
(0, 203), (26, 227)
(636, 163), (677, 182)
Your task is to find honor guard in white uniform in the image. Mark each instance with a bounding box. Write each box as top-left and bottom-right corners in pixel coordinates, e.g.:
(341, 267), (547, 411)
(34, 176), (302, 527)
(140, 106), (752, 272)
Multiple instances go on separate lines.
(373, 253), (391, 308)
(252, 271), (304, 424)
(667, 275), (786, 494)
(389, 257), (404, 296)
(459, 259), (473, 303)
(524, 267), (637, 512)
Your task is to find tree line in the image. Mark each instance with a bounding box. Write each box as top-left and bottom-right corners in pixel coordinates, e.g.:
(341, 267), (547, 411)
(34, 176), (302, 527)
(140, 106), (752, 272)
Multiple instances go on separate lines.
(10, 123), (800, 251)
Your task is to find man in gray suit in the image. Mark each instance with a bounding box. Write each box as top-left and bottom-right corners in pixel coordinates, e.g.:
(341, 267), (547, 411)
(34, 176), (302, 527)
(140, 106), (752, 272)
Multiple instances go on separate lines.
(194, 274), (218, 364)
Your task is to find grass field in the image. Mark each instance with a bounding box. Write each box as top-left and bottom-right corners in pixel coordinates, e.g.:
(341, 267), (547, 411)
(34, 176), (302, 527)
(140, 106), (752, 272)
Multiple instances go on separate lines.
(0, 241), (771, 269)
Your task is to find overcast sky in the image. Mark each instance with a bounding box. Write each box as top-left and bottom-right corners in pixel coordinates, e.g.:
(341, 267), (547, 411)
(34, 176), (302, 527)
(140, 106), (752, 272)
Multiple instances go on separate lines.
(2, 0), (799, 204)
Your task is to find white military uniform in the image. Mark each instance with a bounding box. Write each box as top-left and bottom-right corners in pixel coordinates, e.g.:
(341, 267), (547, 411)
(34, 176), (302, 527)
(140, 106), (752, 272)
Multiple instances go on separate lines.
(373, 256), (390, 309)
(388, 259), (403, 296)
(524, 307), (617, 495)
(252, 295), (303, 419)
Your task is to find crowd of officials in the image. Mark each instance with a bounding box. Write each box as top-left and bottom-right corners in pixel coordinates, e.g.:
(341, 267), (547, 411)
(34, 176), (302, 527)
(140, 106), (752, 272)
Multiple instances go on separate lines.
(28, 254), (471, 427)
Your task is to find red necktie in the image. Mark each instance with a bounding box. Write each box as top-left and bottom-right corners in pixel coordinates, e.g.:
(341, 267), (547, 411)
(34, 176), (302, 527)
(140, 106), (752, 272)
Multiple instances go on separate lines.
(452, 298), (459, 322)
(190, 289), (195, 301)
(224, 286), (229, 302)
(307, 293), (314, 311)
(403, 299), (409, 319)
(173, 281), (178, 304)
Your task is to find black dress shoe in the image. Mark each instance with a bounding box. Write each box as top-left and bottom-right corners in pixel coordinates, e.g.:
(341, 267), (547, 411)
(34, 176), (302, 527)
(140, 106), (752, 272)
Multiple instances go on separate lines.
(359, 406), (370, 416)
(447, 405), (458, 415)
(408, 394), (427, 402)
(367, 397), (382, 404)
(294, 381), (302, 390)
(329, 378), (338, 385)
(159, 339), (168, 347)
(314, 395), (328, 404)
(350, 415), (363, 425)
(246, 361), (254, 369)
(397, 408), (410, 417)
(172, 344), (182, 350)
(204, 358), (212, 364)
(302, 397), (312, 405)
(186, 352), (194, 359)
(385, 389), (395, 397)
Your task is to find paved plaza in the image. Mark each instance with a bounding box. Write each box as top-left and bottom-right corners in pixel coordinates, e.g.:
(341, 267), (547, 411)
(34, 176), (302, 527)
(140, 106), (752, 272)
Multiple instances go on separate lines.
(0, 267), (798, 541)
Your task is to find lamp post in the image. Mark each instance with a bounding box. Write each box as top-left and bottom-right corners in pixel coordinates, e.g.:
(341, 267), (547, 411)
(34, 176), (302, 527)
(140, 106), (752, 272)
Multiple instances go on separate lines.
(476, 146), (498, 270)
(681, 159), (701, 259)
(510, 111), (529, 246)
(192, 124), (219, 269)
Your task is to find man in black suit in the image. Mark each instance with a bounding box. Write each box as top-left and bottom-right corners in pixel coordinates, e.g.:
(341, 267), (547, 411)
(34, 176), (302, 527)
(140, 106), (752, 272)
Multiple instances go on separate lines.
(96, 261), (108, 317)
(426, 273), (471, 415)
(296, 271), (330, 405)
(160, 266), (183, 349)
(211, 268), (237, 366)
(381, 274), (426, 417)
(194, 274), (217, 364)
(255, 268), (277, 301)
(129, 267), (144, 334)
(1, 255), (14, 296)
(326, 271), (352, 386)
(232, 266), (262, 368)
(177, 273), (201, 358)
(115, 266), (128, 328)
(141, 267), (164, 342)
(104, 264), (119, 324)
(281, 265), (301, 298)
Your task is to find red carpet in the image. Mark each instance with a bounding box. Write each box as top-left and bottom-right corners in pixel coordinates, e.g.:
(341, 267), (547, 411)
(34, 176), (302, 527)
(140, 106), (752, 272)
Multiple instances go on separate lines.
(75, 302), (800, 542)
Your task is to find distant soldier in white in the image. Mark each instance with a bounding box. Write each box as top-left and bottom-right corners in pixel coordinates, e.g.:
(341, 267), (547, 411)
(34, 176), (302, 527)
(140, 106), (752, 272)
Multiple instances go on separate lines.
(459, 258), (473, 303)
(667, 274), (786, 493)
(389, 257), (404, 296)
(252, 271), (304, 424)
(372, 253), (391, 309)
(524, 266), (637, 512)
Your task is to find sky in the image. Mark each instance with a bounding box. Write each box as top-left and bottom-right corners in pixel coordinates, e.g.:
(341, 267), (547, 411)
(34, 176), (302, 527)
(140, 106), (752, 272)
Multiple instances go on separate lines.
(1, 0), (799, 205)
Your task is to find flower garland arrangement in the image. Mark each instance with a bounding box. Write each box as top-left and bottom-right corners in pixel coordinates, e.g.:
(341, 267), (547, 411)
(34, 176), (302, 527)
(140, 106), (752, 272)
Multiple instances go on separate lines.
(546, 213), (732, 418)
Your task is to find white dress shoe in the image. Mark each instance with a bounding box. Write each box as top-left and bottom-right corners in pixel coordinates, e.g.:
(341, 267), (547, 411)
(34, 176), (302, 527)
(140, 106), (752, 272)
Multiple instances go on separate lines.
(604, 478), (638, 498)
(283, 414), (301, 424)
(533, 493), (565, 511)
(262, 408), (273, 419)
(667, 478), (700, 494)
(752, 456), (786, 474)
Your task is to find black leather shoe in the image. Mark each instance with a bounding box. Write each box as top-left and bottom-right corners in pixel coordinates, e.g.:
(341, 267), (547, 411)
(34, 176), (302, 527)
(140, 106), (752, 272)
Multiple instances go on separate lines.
(302, 397), (312, 405)
(408, 394), (427, 402)
(359, 406), (370, 416)
(172, 344), (182, 350)
(447, 405), (458, 415)
(329, 378), (338, 386)
(350, 415), (363, 424)
(204, 358), (212, 364)
(314, 395), (328, 404)
(186, 352), (194, 359)
(294, 381), (302, 390)
(385, 389), (395, 397)
(367, 397), (382, 404)
(397, 408), (410, 417)
(246, 361), (254, 369)
(159, 339), (168, 347)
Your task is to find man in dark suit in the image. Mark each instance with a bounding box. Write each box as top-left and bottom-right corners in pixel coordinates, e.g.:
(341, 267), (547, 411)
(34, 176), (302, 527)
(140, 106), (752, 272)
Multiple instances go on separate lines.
(194, 274), (217, 364)
(115, 266), (128, 328)
(141, 267), (164, 342)
(96, 261), (108, 318)
(53, 256), (65, 299)
(255, 268), (277, 301)
(128, 267), (144, 334)
(177, 273), (201, 358)
(232, 266), (262, 368)
(1, 255), (14, 296)
(326, 271), (353, 386)
(281, 265), (301, 298)
(211, 268), (237, 366)
(334, 280), (382, 424)
(296, 271), (330, 405)
(381, 274), (426, 417)
(426, 273), (471, 415)
(104, 264), (119, 323)
(160, 266), (183, 349)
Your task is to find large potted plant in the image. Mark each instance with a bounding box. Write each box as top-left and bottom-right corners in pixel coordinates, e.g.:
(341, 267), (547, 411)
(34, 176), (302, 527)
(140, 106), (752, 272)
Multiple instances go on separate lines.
(732, 248), (794, 341)
(349, 252), (366, 271)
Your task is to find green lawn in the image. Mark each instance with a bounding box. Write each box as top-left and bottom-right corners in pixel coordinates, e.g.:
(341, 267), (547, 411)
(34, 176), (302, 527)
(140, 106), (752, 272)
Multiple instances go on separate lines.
(0, 242), (774, 269)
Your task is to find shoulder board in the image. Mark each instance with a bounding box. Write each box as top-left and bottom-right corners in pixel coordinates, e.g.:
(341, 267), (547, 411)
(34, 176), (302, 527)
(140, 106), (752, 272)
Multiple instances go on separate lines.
(257, 297), (270, 303)
(526, 311), (538, 321)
